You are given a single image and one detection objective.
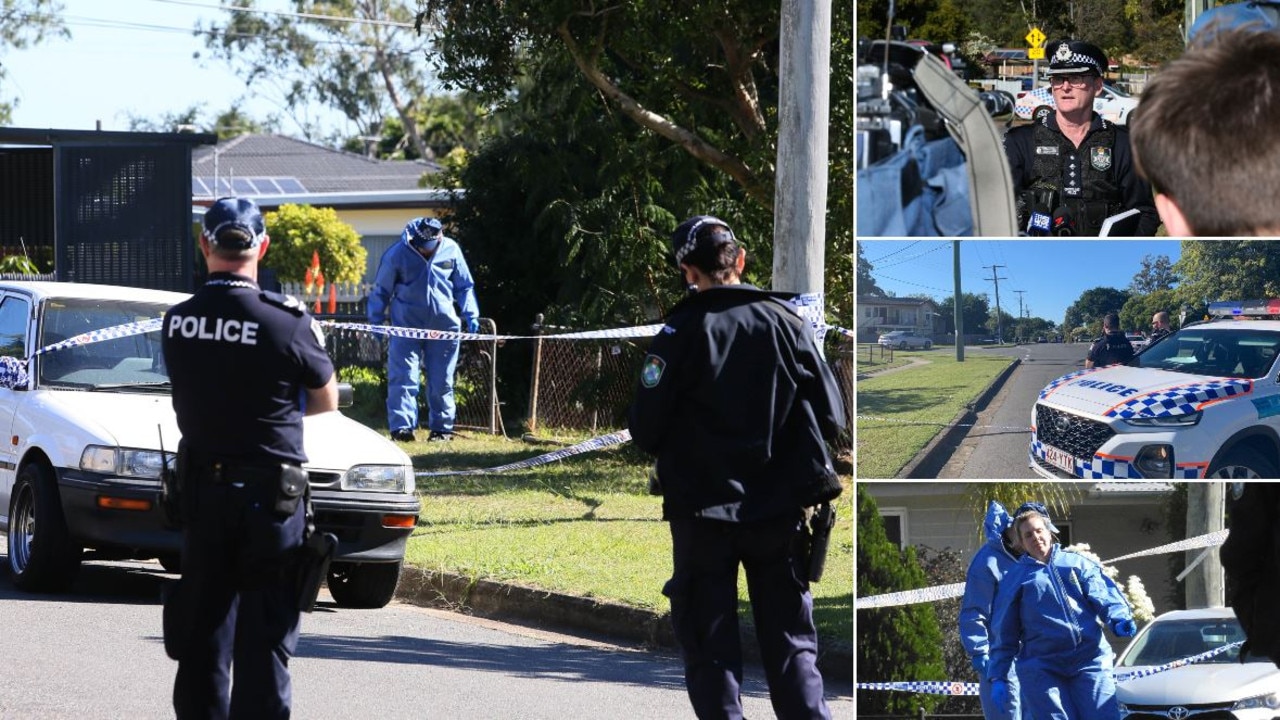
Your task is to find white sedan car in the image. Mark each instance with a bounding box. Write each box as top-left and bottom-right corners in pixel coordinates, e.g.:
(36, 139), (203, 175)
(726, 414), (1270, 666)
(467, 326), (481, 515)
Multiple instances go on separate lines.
(1116, 607), (1280, 719)
(1014, 82), (1139, 125)
(0, 281), (419, 608)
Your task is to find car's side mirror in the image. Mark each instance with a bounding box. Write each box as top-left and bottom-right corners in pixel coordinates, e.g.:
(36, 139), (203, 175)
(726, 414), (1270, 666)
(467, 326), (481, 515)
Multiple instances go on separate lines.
(0, 356), (29, 390)
(337, 382), (354, 408)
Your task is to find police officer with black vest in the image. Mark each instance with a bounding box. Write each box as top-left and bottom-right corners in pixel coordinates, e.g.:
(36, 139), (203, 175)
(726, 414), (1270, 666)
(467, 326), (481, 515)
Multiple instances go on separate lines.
(628, 215), (846, 719)
(162, 197), (338, 719)
(1085, 312), (1135, 369)
(1005, 39), (1159, 237)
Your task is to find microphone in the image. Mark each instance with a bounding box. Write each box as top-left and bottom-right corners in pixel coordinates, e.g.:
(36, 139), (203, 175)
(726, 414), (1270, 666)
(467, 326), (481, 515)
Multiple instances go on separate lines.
(1025, 185), (1058, 237)
(1052, 206), (1075, 236)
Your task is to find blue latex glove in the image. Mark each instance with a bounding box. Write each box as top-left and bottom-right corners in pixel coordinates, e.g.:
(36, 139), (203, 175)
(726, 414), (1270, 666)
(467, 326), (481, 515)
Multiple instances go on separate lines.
(970, 654), (988, 675)
(466, 317), (480, 334)
(1110, 617), (1137, 637)
(991, 679), (1009, 708)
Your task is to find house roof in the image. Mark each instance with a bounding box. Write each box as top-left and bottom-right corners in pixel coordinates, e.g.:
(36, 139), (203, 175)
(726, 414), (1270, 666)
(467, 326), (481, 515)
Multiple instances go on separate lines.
(857, 295), (936, 307)
(191, 134), (443, 197)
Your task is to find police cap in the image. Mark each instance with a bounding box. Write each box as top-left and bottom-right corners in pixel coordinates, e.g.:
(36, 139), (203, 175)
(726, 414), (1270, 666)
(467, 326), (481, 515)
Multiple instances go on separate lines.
(203, 197), (266, 250)
(671, 215), (736, 267)
(1045, 39), (1108, 77)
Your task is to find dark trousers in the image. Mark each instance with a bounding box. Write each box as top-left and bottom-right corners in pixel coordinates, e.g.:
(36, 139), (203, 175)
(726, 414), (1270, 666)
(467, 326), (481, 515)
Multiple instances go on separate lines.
(169, 478), (305, 720)
(664, 515), (830, 720)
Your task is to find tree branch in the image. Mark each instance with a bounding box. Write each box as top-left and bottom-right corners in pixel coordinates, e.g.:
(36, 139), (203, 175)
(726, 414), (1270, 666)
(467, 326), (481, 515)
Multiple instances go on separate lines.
(555, 21), (770, 208)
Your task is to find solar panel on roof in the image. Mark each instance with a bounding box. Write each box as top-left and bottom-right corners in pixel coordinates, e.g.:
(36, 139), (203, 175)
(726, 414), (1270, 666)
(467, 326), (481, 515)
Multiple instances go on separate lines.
(274, 178), (306, 193)
(192, 177), (308, 196)
(231, 178), (255, 194)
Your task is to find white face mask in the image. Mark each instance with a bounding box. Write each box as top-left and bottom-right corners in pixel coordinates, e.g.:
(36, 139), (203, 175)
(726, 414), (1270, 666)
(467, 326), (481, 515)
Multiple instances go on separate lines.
(411, 237), (441, 253)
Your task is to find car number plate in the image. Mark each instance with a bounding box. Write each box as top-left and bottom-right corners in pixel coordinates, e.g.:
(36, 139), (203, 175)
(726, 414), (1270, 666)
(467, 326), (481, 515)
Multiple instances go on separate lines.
(1043, 444), (1077, 475)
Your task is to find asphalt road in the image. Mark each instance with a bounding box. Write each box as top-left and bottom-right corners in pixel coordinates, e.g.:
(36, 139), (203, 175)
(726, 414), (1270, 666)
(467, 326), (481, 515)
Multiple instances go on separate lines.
(937, 342), (1089, 478)
(0, 537), (853, 719)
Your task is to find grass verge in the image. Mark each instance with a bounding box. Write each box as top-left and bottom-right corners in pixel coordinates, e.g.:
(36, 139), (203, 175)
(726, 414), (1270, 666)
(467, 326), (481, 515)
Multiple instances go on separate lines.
(400, 430), (852, 653)
(856, 351), (1015, 478)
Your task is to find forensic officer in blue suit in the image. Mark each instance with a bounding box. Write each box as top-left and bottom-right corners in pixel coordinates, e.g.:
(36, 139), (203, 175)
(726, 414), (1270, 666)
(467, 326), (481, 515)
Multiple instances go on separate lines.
(162, 196), (338, 719)
(368, 217), (479, 442)
(989, 502), (1137, 720)
(628, 215), (846, 719)
(959, 500), (1024, 720)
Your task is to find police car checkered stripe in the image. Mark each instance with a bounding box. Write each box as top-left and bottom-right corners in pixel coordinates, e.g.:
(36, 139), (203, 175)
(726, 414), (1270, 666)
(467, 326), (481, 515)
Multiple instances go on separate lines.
(1032, 438), (1203, 480)
(1101, 378), (1253, 419)
(1038, 368), (1098, 399)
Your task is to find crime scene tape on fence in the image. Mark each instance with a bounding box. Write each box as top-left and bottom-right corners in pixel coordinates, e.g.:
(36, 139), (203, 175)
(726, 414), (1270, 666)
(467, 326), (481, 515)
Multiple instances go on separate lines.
(856, 529), (1231, 610)
(856, 640), (1244, 696)
(415, 430), (632, 477)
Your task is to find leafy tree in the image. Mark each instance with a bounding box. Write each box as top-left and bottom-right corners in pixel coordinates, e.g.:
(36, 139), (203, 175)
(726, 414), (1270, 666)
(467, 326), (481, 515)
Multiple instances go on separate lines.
(346, 92), (503, 161)
(1120, 288), (1179, 336)
(0, 1), (66, 123)
(1174, 240), (1280, 309)
(856, 242), (886, 297)
(125, 103), (277, 139)
(856, 484), (945, 715)
(199, 1), (430, 151)
(1130, 254), (1178, 294)
(936, 292), (990, 337)
(1063, 286), (1132, 335)
(260, 204), (367, 284)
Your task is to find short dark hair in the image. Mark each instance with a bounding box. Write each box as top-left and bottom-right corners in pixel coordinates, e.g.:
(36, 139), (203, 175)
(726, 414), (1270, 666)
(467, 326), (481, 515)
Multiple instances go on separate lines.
(1132, 27), (1280, 234)
(1103, 312), (1120, 329)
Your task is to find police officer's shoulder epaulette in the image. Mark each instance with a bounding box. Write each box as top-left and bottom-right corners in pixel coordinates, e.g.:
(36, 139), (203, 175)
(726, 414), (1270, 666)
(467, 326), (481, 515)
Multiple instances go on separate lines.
(259, 291), (308, 316)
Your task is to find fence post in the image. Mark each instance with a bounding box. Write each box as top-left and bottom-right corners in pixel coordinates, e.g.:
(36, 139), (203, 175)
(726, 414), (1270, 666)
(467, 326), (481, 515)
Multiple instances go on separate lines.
(528, 313), (544, 433)
(591, 345), (603, 435)
(488, 318), (499, 434)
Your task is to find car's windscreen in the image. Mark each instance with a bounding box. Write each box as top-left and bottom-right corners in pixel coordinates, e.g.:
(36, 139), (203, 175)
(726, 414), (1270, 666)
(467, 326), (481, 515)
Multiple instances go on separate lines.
(1118, 618), (1262, 667)
(38, 298), (170, 389)
(1134, 327), (1280, 379)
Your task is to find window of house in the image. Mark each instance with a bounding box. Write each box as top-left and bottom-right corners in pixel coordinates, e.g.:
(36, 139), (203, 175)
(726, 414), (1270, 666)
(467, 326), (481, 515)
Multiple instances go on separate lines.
(880, 507), (908, 549)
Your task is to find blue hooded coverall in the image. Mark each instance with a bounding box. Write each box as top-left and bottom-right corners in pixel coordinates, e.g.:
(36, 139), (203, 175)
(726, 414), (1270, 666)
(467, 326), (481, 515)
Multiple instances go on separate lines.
(989, 544), (1133, 720)
(367, 225), (479, 435)
(959, 501), (1023, 720)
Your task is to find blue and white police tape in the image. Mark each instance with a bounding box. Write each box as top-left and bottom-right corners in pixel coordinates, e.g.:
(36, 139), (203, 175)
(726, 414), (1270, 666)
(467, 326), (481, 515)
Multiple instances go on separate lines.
(322, 321), (665, 342)
(856, 681), (978, 696)
(833, 326), (856, 340)
(32, 317), (165, 356)
(857, 529), (1230, 610)
(416, 430), (632, 477)
(857, 642), (1243, 696)
(1113, 640), (1241, 683)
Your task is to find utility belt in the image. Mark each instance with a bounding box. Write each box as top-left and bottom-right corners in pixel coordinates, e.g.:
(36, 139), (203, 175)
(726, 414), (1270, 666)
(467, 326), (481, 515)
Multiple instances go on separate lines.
(166, 446), (308, 521)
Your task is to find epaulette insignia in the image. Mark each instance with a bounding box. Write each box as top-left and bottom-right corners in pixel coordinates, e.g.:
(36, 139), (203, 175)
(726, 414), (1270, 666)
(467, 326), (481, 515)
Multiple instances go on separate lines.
(261, 291), (307, 316)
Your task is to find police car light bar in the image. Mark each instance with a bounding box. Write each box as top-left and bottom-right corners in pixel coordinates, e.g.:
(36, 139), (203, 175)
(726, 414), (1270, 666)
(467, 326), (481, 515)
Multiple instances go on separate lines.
(1208, 300), (1280, 317)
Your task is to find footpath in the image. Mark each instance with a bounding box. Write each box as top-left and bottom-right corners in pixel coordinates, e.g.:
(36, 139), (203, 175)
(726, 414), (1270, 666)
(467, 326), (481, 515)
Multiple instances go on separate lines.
(394, 566), (854, 683)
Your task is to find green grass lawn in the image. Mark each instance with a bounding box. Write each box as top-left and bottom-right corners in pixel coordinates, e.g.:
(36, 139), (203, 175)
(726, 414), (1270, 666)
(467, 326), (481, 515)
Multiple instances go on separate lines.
(401, 430), (852, 651)
(856, 351), (1015, 478)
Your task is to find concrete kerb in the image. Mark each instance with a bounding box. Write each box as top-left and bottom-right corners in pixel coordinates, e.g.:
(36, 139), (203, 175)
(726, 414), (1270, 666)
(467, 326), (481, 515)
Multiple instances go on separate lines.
(899, 356), (1022, 478)
(395, 566), (853, 683)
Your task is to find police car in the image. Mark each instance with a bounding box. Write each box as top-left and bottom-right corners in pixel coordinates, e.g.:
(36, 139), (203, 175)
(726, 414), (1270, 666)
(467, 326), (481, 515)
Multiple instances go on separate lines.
(1031, 300), (1280, 479)
(1013, 82), (1139, 125)
(0, 282), (419, 607)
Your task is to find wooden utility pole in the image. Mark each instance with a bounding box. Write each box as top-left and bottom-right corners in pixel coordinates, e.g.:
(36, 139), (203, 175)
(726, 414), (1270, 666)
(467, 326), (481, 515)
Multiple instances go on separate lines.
(773, 0), (832, 297)
(1185, 483), (1225, 608)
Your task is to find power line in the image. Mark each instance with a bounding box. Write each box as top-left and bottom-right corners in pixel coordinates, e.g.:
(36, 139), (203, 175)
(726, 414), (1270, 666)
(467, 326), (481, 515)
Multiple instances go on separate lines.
(149, 0), (417, 28)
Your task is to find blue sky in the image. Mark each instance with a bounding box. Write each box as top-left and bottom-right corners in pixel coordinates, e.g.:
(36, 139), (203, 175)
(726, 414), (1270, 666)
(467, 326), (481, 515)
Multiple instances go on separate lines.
(3, 0), (351, 134)
(860, 239), (1183, 325)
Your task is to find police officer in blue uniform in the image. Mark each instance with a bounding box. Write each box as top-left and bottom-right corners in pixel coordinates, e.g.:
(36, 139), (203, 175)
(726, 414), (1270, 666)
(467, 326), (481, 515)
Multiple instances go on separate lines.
(162, 196), (338, 719)
(627, 215), (846, 719)
(367, 216), (480, 442)
(1005, 40), (1159, 236)
(1085, 312), (1135, 368)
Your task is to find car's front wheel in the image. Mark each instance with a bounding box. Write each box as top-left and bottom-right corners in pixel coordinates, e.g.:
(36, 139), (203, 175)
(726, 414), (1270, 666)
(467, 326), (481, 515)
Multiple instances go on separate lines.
(923, 341), (932, 350)
(326, 560), (401, 609)
(1207, 446), (1279, 479)
(8, 462), (82, 592)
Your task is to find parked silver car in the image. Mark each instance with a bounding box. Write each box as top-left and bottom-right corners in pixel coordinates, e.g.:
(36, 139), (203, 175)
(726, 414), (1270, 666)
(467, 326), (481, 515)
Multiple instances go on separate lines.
(1116, 607), (1280, 720)
(877, 330), (932, 350)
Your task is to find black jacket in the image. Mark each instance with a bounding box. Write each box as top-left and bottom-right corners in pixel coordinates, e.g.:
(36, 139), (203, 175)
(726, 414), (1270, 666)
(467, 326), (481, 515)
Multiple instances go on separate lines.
(1221, 484), (1280, 668)
(1087, 330), (1135, 367)
(627, 285), (846, 522)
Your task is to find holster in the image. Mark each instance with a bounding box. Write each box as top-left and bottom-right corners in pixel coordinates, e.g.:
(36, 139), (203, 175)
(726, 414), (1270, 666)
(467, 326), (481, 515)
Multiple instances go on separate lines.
(806, 502), (836, 583)
(295, 484), (337, 612)
(160, 442), (187, 530)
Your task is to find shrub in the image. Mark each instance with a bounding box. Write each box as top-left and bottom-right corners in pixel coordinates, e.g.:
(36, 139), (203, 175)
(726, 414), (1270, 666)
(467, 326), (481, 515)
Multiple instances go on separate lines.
(856, 484), (945, 715)
(261, 204), (367, 284)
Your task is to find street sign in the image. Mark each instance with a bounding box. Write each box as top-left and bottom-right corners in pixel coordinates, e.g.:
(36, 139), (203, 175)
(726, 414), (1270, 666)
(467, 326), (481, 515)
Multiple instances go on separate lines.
(1028, 47), (1045, 60)
(1026, 27), (1046, 49)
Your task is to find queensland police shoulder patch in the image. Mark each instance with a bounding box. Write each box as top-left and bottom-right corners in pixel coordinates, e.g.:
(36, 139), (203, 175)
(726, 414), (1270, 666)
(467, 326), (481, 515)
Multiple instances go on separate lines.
(640, 354), (666, 388)
(1090, 146), (1112, 171)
